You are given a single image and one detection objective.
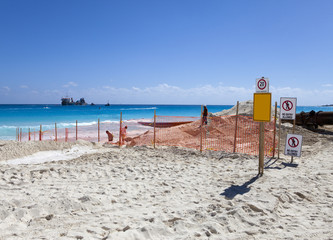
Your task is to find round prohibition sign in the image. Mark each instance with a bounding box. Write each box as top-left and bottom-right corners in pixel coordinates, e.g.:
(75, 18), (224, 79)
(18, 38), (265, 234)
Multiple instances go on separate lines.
(282, 100), (293, 111)
(288, 137), (299, 148)
(257, 79), (267, 90)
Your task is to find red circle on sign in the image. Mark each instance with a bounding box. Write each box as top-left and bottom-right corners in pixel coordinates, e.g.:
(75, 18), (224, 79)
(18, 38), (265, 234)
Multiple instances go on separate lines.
(288, 137), (299, 148)
(282, 100), (293, 111)
(257, 79), (266, 90)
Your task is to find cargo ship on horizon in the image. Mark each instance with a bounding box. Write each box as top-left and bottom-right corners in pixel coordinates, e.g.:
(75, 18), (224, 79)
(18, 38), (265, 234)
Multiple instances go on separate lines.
(61, 97), (87, 106)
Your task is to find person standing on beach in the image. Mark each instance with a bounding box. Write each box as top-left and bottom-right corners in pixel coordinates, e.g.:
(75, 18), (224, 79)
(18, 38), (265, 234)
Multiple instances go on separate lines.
(120, 125), (127, 145)
(106, 130), (113, 142)
(202, 105), (208, 125)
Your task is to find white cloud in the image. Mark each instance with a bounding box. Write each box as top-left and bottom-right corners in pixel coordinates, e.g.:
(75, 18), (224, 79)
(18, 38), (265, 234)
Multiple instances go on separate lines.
(6, 82), (331, 105)
(270, 86), (333, 105)
(20, 85), (28, 89)
(63, 81), (78, 88)
(82, 83), (253, 105)
(44, 89), (61, 95)
(0, 86), (10, 96)
(2, 86), (10, 91)
(322, 83), (333, 87)
(79, 83), (333, 106)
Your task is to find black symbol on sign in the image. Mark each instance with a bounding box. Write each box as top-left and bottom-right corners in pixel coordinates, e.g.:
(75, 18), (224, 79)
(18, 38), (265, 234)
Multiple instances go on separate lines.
(282, 100), (293, 111)
(257, 79), (266, 90)
(288, 137), (299, 148)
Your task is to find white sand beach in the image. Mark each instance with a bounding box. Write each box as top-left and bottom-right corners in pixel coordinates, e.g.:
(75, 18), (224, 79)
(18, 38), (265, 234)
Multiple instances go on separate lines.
(0, 120), (333, 239)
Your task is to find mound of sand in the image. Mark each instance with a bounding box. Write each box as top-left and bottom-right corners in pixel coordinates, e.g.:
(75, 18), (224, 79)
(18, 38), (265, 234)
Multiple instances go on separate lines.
(213, 100), (280, 117)
(129, 115), (276, 155)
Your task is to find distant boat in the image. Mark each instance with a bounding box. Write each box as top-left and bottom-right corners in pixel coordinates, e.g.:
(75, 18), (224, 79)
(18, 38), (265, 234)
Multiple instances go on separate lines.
(61, 97), (87, 106)
(105, 101), (110, 106)
(61, 97), (75, 105)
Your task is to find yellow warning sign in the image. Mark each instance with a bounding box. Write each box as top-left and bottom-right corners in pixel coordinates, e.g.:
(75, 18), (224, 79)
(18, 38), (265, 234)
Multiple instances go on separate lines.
(253, 93), (272, 122)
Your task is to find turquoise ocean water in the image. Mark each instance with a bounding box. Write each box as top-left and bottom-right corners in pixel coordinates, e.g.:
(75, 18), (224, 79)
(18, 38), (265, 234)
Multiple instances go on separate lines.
(0, 104), (332, 140)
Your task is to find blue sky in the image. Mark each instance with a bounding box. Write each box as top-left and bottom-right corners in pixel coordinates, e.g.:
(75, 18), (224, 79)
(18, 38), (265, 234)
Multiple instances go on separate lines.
(1, 0), (332, 105)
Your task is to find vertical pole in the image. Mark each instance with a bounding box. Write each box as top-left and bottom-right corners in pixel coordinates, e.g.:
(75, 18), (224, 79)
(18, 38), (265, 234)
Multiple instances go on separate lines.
(20, 128), (22, 142)
(291, 118), (296, 163)
(29, 128), (31, 141)
(98, 118), (100, 142)
(65, 128), (68, 142)
(259, 122), (265, 175)
(119, 112), (122, 146)
(200, 105), (203, 152)
(233, 101), (239, 153)
(39, 125), (42, 141)
(16, 128), (18, 141)
(76, 120), (78, 141)
(272, 102), (277, 157)
(153, 110), (156, 149)
(34, 129), (36, 141)
(55, 123), (57, 142)
(277, 117), (282, 159)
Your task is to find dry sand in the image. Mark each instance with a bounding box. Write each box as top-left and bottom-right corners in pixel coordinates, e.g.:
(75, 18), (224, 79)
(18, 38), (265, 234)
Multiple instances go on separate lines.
(0, 122), (333, 239)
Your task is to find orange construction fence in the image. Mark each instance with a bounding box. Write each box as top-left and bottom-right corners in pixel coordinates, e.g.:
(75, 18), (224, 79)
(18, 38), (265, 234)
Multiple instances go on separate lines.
(14, 112), (278, 157)
(145, 114), (277, 157)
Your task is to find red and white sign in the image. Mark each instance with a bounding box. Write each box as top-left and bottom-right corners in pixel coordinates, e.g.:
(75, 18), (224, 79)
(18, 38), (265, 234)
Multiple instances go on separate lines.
(256, 77), (269, 93)
(285, 134), (303, 157)
(280, 97), (297, 120)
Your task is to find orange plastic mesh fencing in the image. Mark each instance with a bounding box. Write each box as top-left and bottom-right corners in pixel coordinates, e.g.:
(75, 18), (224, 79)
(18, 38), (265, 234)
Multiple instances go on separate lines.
(16, 122), (114, 143)
(202, 115), (277, 156)
(14, 115), (278, 157)
(15, 119), (152, 144)
(201, 115), (277, 156)
(202, 115), (236, 152)
(129, 116), (201, 148)
(155, 116), (201, 149)
(233, 116), (275, 155)
(132, 115), (277, 157)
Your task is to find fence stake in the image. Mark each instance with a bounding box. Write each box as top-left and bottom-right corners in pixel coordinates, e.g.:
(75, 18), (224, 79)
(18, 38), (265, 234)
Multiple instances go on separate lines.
(272, 102), (277, 157)
(98, 118), (100, 142)
(65, 128), (68, 142)
(277, 114), (282, 159)
(153, 110), (156, 149)
(76, 120), (78, 141)
(119, 112), (122, 146)
(20, 128), (22, 142)
(39, 125), (42, 141)
(55, 123), (57, 142)
(200, 105), (203, 152)
(233, 101), (239, 153)
(29, 128), (31, 141)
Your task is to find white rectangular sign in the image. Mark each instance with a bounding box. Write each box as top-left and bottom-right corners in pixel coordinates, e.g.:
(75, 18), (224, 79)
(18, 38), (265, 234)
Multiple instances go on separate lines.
(256, 77), (269, 93)
(285, 134), (303, 157)
(280, 97), (297, 120)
